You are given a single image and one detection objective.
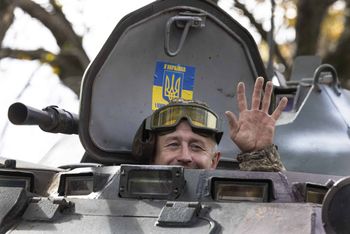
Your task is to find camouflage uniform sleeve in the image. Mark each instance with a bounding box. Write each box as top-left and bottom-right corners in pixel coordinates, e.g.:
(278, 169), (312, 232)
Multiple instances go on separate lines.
(236, 145), (286, 172)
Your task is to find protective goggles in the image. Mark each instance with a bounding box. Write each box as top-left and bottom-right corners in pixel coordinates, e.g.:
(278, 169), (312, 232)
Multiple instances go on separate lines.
(145, 103), (223, 143)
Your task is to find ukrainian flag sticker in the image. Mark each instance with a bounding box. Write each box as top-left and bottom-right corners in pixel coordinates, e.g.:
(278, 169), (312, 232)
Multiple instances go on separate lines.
(152, 61), (195, 110)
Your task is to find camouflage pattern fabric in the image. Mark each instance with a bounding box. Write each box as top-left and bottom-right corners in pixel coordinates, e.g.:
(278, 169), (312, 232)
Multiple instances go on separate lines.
(236, 145), (286, 172)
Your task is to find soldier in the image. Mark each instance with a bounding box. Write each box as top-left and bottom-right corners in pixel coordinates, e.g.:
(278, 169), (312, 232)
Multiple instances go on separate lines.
(132, 77), (288, 171)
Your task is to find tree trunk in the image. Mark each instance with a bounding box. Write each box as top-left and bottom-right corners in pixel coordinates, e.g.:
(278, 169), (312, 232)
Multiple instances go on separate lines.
(324, 1), (350, 88)
(295, 0), (336, 56)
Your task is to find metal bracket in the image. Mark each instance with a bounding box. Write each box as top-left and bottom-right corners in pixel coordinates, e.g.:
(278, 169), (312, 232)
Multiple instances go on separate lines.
(165, 12), (206, 57)
(156, 201), (201, 227)
(313, 64), (341, 96)
(23, 198), (74, 221)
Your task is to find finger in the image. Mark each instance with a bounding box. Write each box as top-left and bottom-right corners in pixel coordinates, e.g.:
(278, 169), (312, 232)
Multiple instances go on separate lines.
(271, 97), (288, 120)
(225, 111), (239, 133)
(237, 82), (247, 112)
(261, 81), (273, 113)
(251, 77), (264, 110)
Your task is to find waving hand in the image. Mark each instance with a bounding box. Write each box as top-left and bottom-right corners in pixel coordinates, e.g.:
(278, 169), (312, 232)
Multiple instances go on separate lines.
(225, 77), (288, 153)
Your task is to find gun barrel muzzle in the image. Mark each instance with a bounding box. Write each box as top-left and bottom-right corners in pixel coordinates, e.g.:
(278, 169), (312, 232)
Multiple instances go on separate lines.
(8, 102), (52, 126)
(8, 102), (78, 135)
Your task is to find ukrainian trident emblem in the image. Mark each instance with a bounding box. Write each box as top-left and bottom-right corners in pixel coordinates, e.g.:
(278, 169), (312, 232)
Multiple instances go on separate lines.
(162, 71), (183, 102)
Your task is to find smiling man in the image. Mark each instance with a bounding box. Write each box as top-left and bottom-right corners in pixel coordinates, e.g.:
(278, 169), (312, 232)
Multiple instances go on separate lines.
(132, 77), (288, 171)
(153, 108), (221, 169)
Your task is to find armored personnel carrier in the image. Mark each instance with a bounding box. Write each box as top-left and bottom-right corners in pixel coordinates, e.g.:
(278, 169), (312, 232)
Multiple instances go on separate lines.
(2, 0), (350, 233)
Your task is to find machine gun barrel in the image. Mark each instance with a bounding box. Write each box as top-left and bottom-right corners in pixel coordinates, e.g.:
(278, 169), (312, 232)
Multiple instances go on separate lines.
(8, 102), (79, 134)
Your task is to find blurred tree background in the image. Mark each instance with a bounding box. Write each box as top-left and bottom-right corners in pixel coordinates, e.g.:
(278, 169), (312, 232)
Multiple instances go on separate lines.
(1, 0), (350, 95)
(0, 0), (89, 95)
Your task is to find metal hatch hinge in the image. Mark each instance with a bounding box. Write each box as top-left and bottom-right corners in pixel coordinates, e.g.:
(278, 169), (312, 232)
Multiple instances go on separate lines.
(165, 12), (207, 57)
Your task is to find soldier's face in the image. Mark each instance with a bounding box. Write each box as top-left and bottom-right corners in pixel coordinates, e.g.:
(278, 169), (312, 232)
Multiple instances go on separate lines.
(154, 121), (220, 169)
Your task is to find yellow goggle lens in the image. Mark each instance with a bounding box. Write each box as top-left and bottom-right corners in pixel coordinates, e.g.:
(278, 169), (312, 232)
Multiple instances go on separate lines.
(152, 105), (218, 130)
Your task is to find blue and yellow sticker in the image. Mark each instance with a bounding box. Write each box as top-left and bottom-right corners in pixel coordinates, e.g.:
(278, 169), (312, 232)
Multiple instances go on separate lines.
(152, 61), (195, 110)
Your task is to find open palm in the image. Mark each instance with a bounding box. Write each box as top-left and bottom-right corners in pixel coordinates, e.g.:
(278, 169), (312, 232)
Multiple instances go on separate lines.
(225, 77), (287, 153)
